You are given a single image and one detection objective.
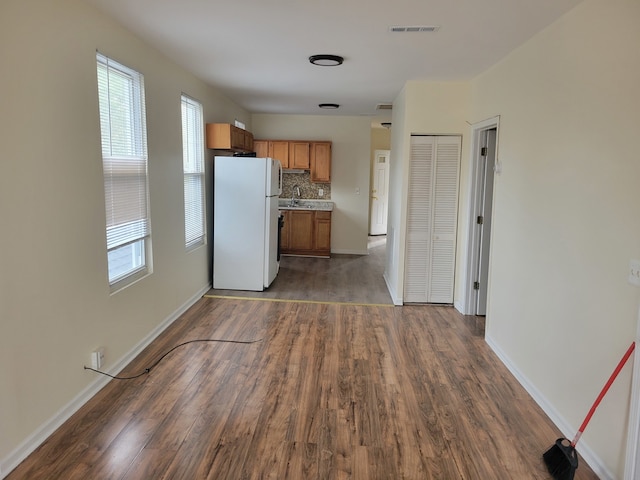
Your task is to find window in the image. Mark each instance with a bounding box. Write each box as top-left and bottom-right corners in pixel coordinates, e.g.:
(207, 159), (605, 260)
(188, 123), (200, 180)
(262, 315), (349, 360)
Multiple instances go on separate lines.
(96, 53), (151, 288)
(181, 95), (206, 249)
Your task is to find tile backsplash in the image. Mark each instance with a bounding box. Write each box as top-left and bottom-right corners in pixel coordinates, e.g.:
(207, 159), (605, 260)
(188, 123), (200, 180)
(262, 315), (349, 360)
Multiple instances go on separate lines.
(281, 171), (331, 200)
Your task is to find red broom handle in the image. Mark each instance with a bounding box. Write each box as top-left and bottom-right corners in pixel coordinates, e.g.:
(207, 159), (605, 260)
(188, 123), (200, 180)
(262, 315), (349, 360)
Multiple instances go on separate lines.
(571, 341), (636, 447)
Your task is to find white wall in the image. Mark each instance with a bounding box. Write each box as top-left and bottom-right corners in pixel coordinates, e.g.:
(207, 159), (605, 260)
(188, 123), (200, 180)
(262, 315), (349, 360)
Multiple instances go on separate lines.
(386, 82), (471, 305)
(470, 0), (640, 476)
(0, 0), (248, 473)
(370, 126), (391, 153)
(385, 87), (408, 304)
(252, 114), (372, 254)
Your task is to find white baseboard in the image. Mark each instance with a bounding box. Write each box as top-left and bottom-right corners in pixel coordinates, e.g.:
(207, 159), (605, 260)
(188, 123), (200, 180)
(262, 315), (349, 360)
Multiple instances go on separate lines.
(454, 300), (465, 314)
(485, 334), (615, 480)
(0, 284), (211, 479)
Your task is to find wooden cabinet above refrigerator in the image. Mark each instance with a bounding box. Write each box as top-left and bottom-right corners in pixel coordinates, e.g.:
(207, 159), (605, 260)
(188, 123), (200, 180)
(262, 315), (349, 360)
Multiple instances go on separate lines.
(206, 123), (254, 152)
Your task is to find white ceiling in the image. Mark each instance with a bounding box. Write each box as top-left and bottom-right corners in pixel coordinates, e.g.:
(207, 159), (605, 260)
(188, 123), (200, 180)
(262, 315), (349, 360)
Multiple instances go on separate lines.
(85, 0), (583, 122)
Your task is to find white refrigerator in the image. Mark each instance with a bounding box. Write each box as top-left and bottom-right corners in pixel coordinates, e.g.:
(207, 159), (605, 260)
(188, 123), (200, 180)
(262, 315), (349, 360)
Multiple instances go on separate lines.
(213, 156), (282, 291)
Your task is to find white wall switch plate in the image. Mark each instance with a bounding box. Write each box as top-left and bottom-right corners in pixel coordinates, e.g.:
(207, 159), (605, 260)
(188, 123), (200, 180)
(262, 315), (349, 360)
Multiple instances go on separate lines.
(629, 259), (640, 287)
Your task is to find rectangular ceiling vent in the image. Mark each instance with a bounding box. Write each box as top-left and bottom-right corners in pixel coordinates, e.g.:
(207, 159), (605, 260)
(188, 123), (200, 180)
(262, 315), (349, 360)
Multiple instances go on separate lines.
(389, 25), (440, 33)
(376, 103), (393, 111)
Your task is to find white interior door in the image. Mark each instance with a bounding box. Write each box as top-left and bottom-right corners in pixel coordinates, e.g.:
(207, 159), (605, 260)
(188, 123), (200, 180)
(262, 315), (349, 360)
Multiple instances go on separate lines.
(475, 128), (497, 315)
(369, 149), (390, 235)
(404, 135), (461, 304)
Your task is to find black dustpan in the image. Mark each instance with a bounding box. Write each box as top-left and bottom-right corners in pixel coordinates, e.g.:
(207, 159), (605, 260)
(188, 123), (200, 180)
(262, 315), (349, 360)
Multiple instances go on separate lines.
(543, 438), (578, 480)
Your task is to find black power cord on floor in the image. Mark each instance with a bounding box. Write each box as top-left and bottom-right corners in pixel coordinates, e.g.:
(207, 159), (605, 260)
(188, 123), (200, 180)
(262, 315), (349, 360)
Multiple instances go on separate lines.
(83, 338), (262, 380)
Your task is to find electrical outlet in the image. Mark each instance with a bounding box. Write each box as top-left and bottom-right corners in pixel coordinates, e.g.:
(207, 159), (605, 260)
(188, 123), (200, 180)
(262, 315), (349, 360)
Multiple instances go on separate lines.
(91, 347), (105, 369)
(629, 259), (640, 287)
(318, 188), (324, 197)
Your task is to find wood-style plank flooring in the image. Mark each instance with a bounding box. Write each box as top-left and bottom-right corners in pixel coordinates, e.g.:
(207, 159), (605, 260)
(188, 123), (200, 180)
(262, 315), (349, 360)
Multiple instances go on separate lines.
(208, 236), (393, 305)
(6, 240), (599, 479)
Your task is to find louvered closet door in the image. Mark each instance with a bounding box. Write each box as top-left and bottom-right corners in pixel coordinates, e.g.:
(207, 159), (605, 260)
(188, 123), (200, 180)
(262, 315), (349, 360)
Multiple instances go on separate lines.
(405, 135), (461, 303)
(405, 137), (434, 302)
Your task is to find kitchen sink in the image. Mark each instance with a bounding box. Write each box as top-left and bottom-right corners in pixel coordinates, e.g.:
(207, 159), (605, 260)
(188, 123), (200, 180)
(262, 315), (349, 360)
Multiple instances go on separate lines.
(278, 200), (334, 211)
(286, 203), (313, 209)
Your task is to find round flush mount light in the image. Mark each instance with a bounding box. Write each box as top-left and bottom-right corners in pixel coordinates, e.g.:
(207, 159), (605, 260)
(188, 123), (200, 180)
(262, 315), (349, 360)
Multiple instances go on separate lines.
(318, 103), (340, 109)
(309, 54), (344, 66)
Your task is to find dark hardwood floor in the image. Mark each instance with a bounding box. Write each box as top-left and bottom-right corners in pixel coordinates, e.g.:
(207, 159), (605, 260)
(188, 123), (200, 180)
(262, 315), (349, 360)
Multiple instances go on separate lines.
(6, 239), (599, 479)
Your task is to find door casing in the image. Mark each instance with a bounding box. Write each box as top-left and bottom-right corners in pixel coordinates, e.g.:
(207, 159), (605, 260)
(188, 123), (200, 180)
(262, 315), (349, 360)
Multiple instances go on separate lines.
(461, 116), (500, 316)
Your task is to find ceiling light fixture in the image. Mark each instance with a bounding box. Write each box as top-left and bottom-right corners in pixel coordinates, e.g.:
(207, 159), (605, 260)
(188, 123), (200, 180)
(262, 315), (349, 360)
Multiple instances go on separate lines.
(309, 54), (344, 66)
(318, 103), (340, 109)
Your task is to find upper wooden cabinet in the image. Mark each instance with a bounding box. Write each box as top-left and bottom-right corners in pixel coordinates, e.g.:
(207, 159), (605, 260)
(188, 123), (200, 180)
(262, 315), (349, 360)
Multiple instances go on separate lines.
(289, 142), (310, 169)
(206, 123), (253, 152)
(310, 142), (331, 182)
(255, 140), (292, 168)
(254, 139), (331, 181)
(241, 130), (253, 151)
(268, 141), (289, 169)
(253, 140), (269, 158)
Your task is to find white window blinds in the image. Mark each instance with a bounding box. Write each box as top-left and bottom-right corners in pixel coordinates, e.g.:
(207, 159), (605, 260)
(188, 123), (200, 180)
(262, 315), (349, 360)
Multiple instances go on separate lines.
(181, 95), (206, 249)
(96, 53), (150, 284)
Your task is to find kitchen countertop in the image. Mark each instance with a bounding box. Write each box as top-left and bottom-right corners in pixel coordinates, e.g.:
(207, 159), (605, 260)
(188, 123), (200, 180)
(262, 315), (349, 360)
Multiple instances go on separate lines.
(278, 199), (334, 211)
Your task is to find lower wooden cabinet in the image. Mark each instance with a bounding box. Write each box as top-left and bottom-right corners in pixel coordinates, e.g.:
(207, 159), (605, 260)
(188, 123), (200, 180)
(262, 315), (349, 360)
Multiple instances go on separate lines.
(289, 210), (314, 251)
(280, 210), (331, 257)
(313, 211), (331, 254)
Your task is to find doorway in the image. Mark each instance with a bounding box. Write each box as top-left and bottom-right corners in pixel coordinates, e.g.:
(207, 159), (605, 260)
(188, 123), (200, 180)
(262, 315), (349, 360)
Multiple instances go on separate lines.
(369, 149), (390, 235)
(463, 117), (499, 316)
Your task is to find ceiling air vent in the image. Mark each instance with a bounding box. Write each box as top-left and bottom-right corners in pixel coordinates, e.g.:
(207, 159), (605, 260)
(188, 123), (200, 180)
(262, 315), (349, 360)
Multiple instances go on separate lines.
(389, 25), (440, 33)
(376, 103), (393, 111)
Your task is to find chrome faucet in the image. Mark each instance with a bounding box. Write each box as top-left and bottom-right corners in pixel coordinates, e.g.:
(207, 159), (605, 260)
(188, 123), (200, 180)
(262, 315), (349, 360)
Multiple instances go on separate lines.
(291, 185), (301, 205)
